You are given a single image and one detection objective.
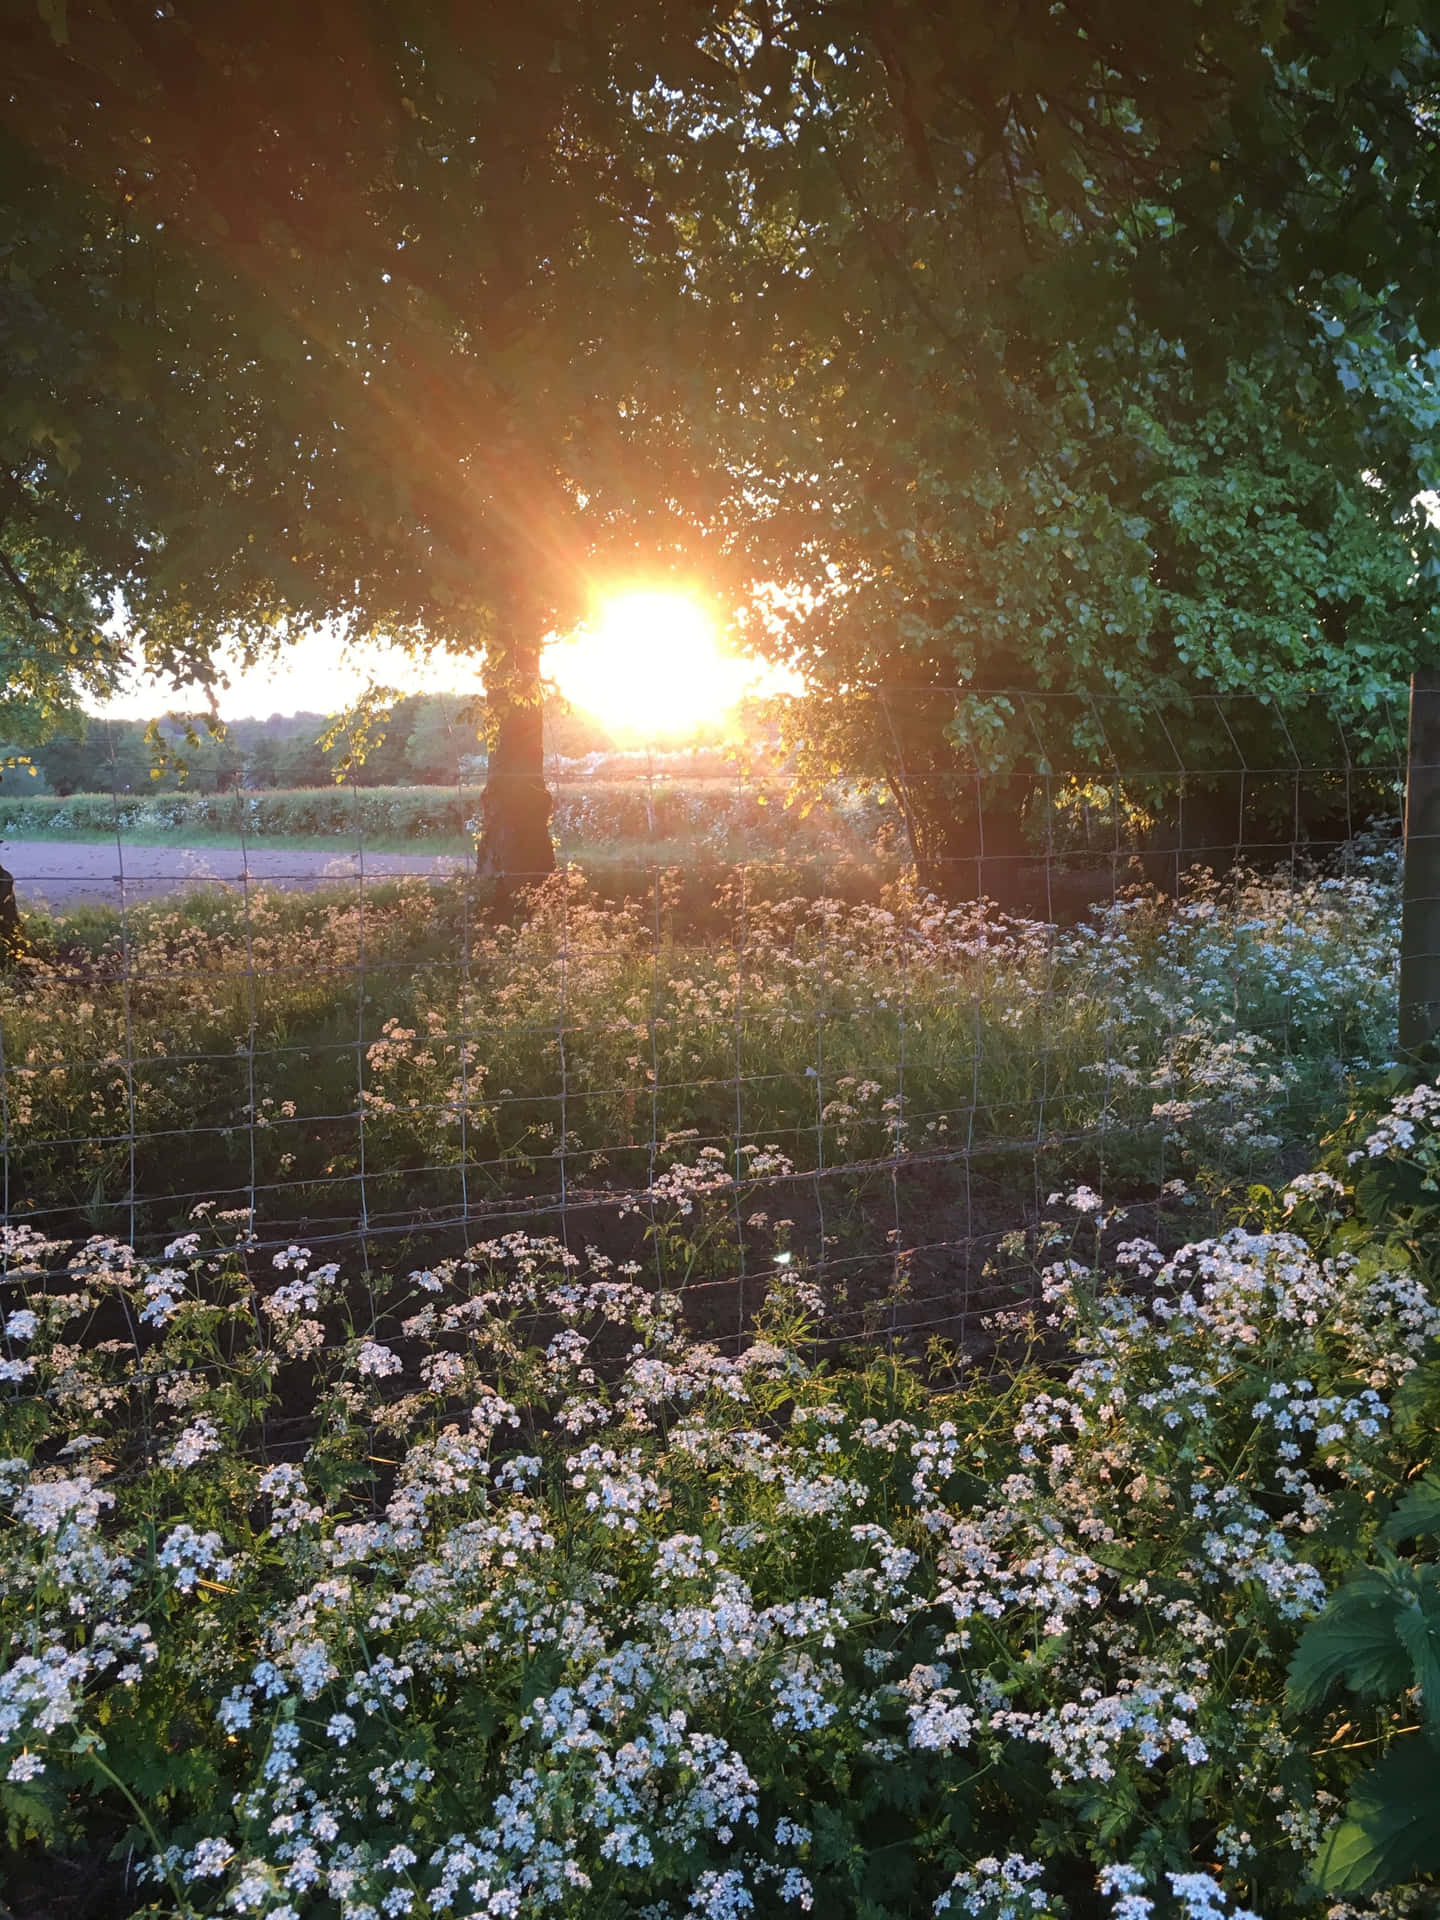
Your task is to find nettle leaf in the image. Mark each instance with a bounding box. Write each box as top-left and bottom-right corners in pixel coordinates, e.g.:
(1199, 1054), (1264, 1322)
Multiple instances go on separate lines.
(1382, 1472), (1440, 1545)
(0, 1778), (58, 1845)
(867, 1755), (931, 1814)
(1286, 1570), (1415, 1711)
(1313, 1733), (1440, 1895)
(1308, 1486), (1370, 1556)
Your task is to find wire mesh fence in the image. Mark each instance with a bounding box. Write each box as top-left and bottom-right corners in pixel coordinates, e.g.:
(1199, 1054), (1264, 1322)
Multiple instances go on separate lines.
(0, 688), (1412, 1358)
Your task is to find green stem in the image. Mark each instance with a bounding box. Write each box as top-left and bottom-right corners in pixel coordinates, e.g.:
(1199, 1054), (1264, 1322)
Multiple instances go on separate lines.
(83, 1738), (195, 1917)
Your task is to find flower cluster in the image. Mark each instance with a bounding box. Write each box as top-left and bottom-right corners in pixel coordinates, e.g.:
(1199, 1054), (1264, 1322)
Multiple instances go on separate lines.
(2, 1091), (1437, 1916)
(0, 858), (1400, 1255)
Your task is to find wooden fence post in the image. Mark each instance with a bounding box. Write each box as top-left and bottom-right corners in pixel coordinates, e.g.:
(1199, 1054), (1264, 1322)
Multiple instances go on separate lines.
(1399, 669), (1440, 1057)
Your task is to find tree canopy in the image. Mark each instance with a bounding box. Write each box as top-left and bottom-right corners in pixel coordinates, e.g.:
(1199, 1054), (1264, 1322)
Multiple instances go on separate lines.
(0, 0), (737, 878)
(652, 2), (1440, 884)
(3, 0), (1439, 895)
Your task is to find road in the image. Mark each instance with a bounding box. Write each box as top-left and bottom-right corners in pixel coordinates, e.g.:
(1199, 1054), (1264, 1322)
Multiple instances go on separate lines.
(0, 840), (468, 911)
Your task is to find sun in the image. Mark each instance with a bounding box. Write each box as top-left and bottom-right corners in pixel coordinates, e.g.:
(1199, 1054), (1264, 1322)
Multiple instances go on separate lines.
(545, 591), (752, 741)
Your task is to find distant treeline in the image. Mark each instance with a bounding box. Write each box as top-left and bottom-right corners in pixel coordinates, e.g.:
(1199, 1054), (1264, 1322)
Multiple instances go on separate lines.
(0, 694), (490, 794)
(0, 694), (776, 797)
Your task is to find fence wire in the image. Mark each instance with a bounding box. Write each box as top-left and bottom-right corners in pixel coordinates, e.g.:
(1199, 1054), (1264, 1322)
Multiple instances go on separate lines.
(0, 688), (1411, 1360)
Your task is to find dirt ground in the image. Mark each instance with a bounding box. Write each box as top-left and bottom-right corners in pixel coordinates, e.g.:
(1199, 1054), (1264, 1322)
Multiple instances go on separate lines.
(0, 839), (466, 911)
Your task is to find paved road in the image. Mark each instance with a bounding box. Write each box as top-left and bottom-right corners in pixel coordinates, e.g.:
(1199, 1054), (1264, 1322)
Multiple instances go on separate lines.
(0, 840), (468, 911)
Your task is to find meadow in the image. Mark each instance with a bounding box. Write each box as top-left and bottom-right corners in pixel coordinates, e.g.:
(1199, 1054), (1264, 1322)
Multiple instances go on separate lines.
(7, 1), (1438, 1910)
(0, 850), (1400, 1279)
(2, 841), (1436, 1919)
(0, 778), (898, 870)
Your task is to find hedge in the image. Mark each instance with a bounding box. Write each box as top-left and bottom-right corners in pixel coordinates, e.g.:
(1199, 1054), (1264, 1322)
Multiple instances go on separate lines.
(0, 782), (896, 855)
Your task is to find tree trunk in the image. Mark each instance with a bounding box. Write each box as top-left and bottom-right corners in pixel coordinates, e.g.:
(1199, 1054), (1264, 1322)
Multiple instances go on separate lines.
(0, 862), (20, 966)
(879, 683), (1036, 905)
(475, 633), (554, 908)
(906, 774), (1035, 905)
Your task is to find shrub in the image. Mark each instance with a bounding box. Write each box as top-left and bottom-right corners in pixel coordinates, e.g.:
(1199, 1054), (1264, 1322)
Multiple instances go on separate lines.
(0, 788), (481, 842)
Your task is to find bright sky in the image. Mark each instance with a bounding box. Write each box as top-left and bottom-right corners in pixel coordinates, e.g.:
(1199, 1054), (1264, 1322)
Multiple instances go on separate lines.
(94, 631), (476, 721)
(92, 593), (796, 737)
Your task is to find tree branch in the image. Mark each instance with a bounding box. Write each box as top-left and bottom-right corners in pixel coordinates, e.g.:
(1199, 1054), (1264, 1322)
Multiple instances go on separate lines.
(0, 547), (61, 630)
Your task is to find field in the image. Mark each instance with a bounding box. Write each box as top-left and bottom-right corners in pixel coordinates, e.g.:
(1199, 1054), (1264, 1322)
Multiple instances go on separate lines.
(8, 5), (1439, 1912)
(3, 842), (1437, 1919)
(0, 843), (466, 913)
(0, 778), (899, 868)
(0, 851), (1399, 1279)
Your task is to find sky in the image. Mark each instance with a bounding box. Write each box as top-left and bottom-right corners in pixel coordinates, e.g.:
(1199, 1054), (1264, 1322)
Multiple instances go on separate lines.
(93, 631), (479, 722)
(90, 593), (798, 737)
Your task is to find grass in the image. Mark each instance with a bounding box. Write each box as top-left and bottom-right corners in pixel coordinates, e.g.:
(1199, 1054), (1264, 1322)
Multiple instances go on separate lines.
(0, 825), (476, 855)
(0, 851), (1400, 1338)
(0, 780), (899, 868)
(0, 826), (895, 876)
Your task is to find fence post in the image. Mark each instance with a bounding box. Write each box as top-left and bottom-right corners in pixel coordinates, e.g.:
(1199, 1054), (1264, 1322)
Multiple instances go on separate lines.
(0, 862), (18, 966)
(1399, 669), (1440, 1057)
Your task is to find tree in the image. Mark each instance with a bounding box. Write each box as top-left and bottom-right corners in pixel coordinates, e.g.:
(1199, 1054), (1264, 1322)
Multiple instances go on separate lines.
(244, 734), (279, 790)
(0, 0), (735, 897)
(751, 286), (1437, 892)
(403, 693), (475, 787)
(5, 0), (1440, 910)
(0, 536), (128, 947)
(274, 727), (333, 792)
(658, 2), (1440, 893)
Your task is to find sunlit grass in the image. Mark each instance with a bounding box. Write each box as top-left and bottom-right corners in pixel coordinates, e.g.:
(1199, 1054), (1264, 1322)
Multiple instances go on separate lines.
(0, 856), (1400, 1260)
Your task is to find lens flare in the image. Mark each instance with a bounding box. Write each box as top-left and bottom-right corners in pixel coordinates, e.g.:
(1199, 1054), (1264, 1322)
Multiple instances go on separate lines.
(545, 591), (751, 739)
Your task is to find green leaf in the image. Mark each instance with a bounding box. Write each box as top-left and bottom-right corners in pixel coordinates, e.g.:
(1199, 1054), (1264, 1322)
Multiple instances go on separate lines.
(1313, 1735), (1440, 1894)
(813, 1803), (859, 1871)
(1392, 1580), (1440, 1730)
(1382, 1473), (1440, 1545)
(1287, 1571), (1413, 1711)
(0, 1779), (58, 1844)
(1390, 1357), (1440, 1437)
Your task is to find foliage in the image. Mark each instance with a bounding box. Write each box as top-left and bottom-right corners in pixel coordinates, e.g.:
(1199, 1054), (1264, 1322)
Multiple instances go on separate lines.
(668, 6), (1440, 883)
(0, 706), (740, 800)
(0, 0), (744, 875)
(6, 1072), (1440, 1914)
(6, 2), (1440, 885)
(0, 711), (351, 797)
(1264, 1075), (1440, 1896)
(2, 712), (254, 797)
(0, 856), (1403, 1255)
(0, 473), (134, 755)
(754, 320), (1434, 828)
(0, 783), (473, 842)
(0, 776), (898, 859)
